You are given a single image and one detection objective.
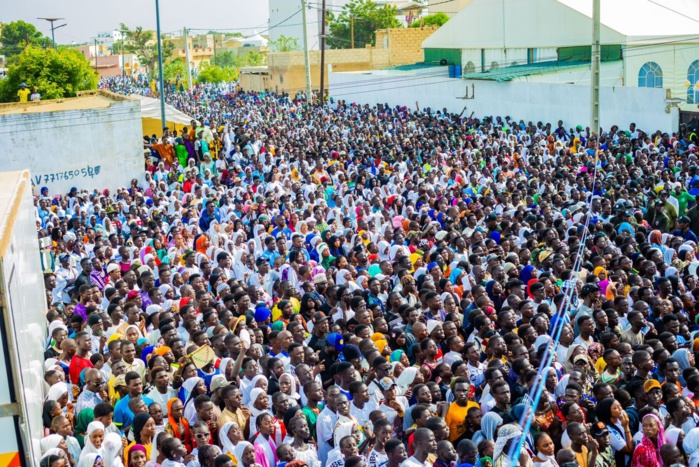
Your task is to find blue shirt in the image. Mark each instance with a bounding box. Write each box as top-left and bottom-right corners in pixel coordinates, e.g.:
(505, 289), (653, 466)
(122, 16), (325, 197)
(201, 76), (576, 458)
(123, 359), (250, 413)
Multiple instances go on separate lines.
(114, 393), (154, 429)
(672, 228), (699, 243)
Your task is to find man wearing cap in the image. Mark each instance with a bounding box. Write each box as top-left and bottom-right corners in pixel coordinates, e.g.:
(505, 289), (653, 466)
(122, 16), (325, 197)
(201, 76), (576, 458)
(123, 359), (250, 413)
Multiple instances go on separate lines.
(307, 312), (330, 352)
(309, 273), (328, 306)
(590, 421), (614, 467)
(672, 216), (699, 243)
(17, 83), (30, 102)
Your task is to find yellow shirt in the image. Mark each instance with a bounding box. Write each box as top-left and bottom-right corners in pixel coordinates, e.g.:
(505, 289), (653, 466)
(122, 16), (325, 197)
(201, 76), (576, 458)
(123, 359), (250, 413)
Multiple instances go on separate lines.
(445, 400), (480, 442)
(17, 89), (30, 102)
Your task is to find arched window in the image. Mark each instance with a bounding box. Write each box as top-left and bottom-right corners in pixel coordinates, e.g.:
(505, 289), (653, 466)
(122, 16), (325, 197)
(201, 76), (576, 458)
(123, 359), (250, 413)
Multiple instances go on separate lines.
(638, 62), (663, 88)
(688, 60), (699, 104)
(465, 61), (476, 74)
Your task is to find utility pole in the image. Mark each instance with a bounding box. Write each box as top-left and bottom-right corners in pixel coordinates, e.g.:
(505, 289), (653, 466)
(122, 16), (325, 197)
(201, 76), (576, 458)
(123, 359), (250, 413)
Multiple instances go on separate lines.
(120, 28), (128, 78)
(300, 0), (313, 104)
(590, 0), (600, 135)
(319, 0), (327, 105)
(184, 27), (193, 90)
(155, 0), (167, 130)
(351, 16), (355, 48)
(38, 18), (66, 49)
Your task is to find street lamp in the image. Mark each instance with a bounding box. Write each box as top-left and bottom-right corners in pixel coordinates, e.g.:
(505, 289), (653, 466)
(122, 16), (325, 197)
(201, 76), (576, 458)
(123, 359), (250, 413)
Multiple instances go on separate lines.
(38, 17), (67, 49)
(155, 0), (166, 130)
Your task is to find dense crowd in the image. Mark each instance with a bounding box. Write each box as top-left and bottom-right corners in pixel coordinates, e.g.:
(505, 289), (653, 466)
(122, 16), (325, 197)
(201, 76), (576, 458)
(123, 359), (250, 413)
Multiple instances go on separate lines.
(37, 76), (699, 467)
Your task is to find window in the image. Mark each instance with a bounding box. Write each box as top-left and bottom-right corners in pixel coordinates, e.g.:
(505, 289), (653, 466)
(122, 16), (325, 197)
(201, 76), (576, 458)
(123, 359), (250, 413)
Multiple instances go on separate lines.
(465, 61), (476, 74)
(279, 74), (284, 84)
(688, 60), (699, 104)
(638, 62), (663, 88)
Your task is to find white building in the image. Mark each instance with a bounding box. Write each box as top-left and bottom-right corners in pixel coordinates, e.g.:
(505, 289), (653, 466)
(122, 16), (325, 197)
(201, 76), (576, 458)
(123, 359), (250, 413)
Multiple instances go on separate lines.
(268, 0), (351, 51)
(421, 0), (699, 111)
(95, 30), (124, 48)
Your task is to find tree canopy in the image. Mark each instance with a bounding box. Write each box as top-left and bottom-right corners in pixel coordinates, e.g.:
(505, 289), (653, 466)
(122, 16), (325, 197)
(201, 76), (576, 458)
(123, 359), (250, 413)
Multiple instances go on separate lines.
(269, 35), (300, 53)
(119, 23), (175, 77)
(196, 63), (238, 84)
(326, 0), (402, 49)
(0, 20), (53, 57)
(410, 12), (449, 28)
(0, 46), (98, 102)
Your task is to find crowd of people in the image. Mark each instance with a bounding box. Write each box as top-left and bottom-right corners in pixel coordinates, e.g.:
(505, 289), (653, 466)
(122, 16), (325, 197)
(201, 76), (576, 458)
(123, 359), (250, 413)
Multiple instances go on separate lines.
(36, 76), (699, 467)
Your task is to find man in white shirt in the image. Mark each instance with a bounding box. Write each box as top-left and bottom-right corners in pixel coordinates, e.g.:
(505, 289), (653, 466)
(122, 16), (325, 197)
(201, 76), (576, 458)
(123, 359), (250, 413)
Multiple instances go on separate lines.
(317, 386), (341, 465)
(402, 428), (437, 467)
(349, 381), (378, 430)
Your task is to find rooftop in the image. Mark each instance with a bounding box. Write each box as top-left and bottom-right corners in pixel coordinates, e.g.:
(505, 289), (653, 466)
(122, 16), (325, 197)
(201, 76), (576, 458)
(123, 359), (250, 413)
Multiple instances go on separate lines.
(0, 90), (134, 116)
(461, 60), (609, 82)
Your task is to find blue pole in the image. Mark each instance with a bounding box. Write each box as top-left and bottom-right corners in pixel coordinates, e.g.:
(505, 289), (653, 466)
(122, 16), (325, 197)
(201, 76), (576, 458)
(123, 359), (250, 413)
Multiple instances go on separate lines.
(155, 0), (166, 130)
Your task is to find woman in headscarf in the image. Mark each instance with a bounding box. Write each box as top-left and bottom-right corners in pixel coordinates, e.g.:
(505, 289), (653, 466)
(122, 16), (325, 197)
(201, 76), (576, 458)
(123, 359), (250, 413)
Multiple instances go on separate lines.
(595, 398), (634, 466)
(43, 400), (61, 436)
(219, 421), (242, 460)
(279, 373), (301, 404)
(493, 424), (525, 467)
(631, 413), (665, 467)
(164, 398), (191, 453)
(77, 453), (103, 467)
(182, 377), (206, 425)
(472, 412), (503, 446)
(124, 413), (156, 464)
(80, 421), (105, 458)
(232, 441), (260, 467)
(195, 235), (209, 255)
(41, 434), (66, 456)
(243, 375), (268, 406)
(248, 388), (272, 435)
(684, 427), (699, 467)
(75, 408), (95, 448)
(649, 230), (665, 252)
(102, 432), (125, 467)
(125, 444), (148, 467)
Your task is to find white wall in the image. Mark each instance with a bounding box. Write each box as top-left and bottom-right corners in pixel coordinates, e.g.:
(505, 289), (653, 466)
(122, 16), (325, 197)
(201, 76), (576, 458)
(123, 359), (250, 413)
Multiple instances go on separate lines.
(0, 171), (48, 465)
(0, 99), (143, 196)
(623, 43), (699, 111)
(329, 69), (679, 132)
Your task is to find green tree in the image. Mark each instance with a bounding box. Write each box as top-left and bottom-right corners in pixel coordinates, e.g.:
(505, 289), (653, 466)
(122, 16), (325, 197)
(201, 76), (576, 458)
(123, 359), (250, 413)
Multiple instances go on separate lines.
(196, 63), (237, 84)
(326, 0), (402, 49)
(0, 20), (53, 56)
(164, 57), (188, 88)
(269, 35), (300, 52)
(212, 50), (237, 68)
(410, 12), (449, 27)
(119, 23), (175, 77)
(0, 46), (97, 102)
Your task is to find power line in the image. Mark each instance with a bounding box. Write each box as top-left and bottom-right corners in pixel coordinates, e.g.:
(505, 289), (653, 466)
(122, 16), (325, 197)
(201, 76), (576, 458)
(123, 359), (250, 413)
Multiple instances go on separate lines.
(647, 0), (699, 24)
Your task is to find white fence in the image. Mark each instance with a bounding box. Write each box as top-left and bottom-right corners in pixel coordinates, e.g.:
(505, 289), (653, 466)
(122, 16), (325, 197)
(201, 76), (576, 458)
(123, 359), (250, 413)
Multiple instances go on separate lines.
(329, 68), (679, 133)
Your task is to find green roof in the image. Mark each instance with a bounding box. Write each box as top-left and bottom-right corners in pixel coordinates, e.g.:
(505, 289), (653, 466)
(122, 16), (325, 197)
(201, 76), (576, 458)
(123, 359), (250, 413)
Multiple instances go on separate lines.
(389, 62), (442, 71)
(461, 60), (607, 82)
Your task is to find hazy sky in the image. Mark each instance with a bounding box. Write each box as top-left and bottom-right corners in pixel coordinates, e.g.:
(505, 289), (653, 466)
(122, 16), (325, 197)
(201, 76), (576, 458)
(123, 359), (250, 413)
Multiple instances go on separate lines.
(3, 0), (270, 43)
